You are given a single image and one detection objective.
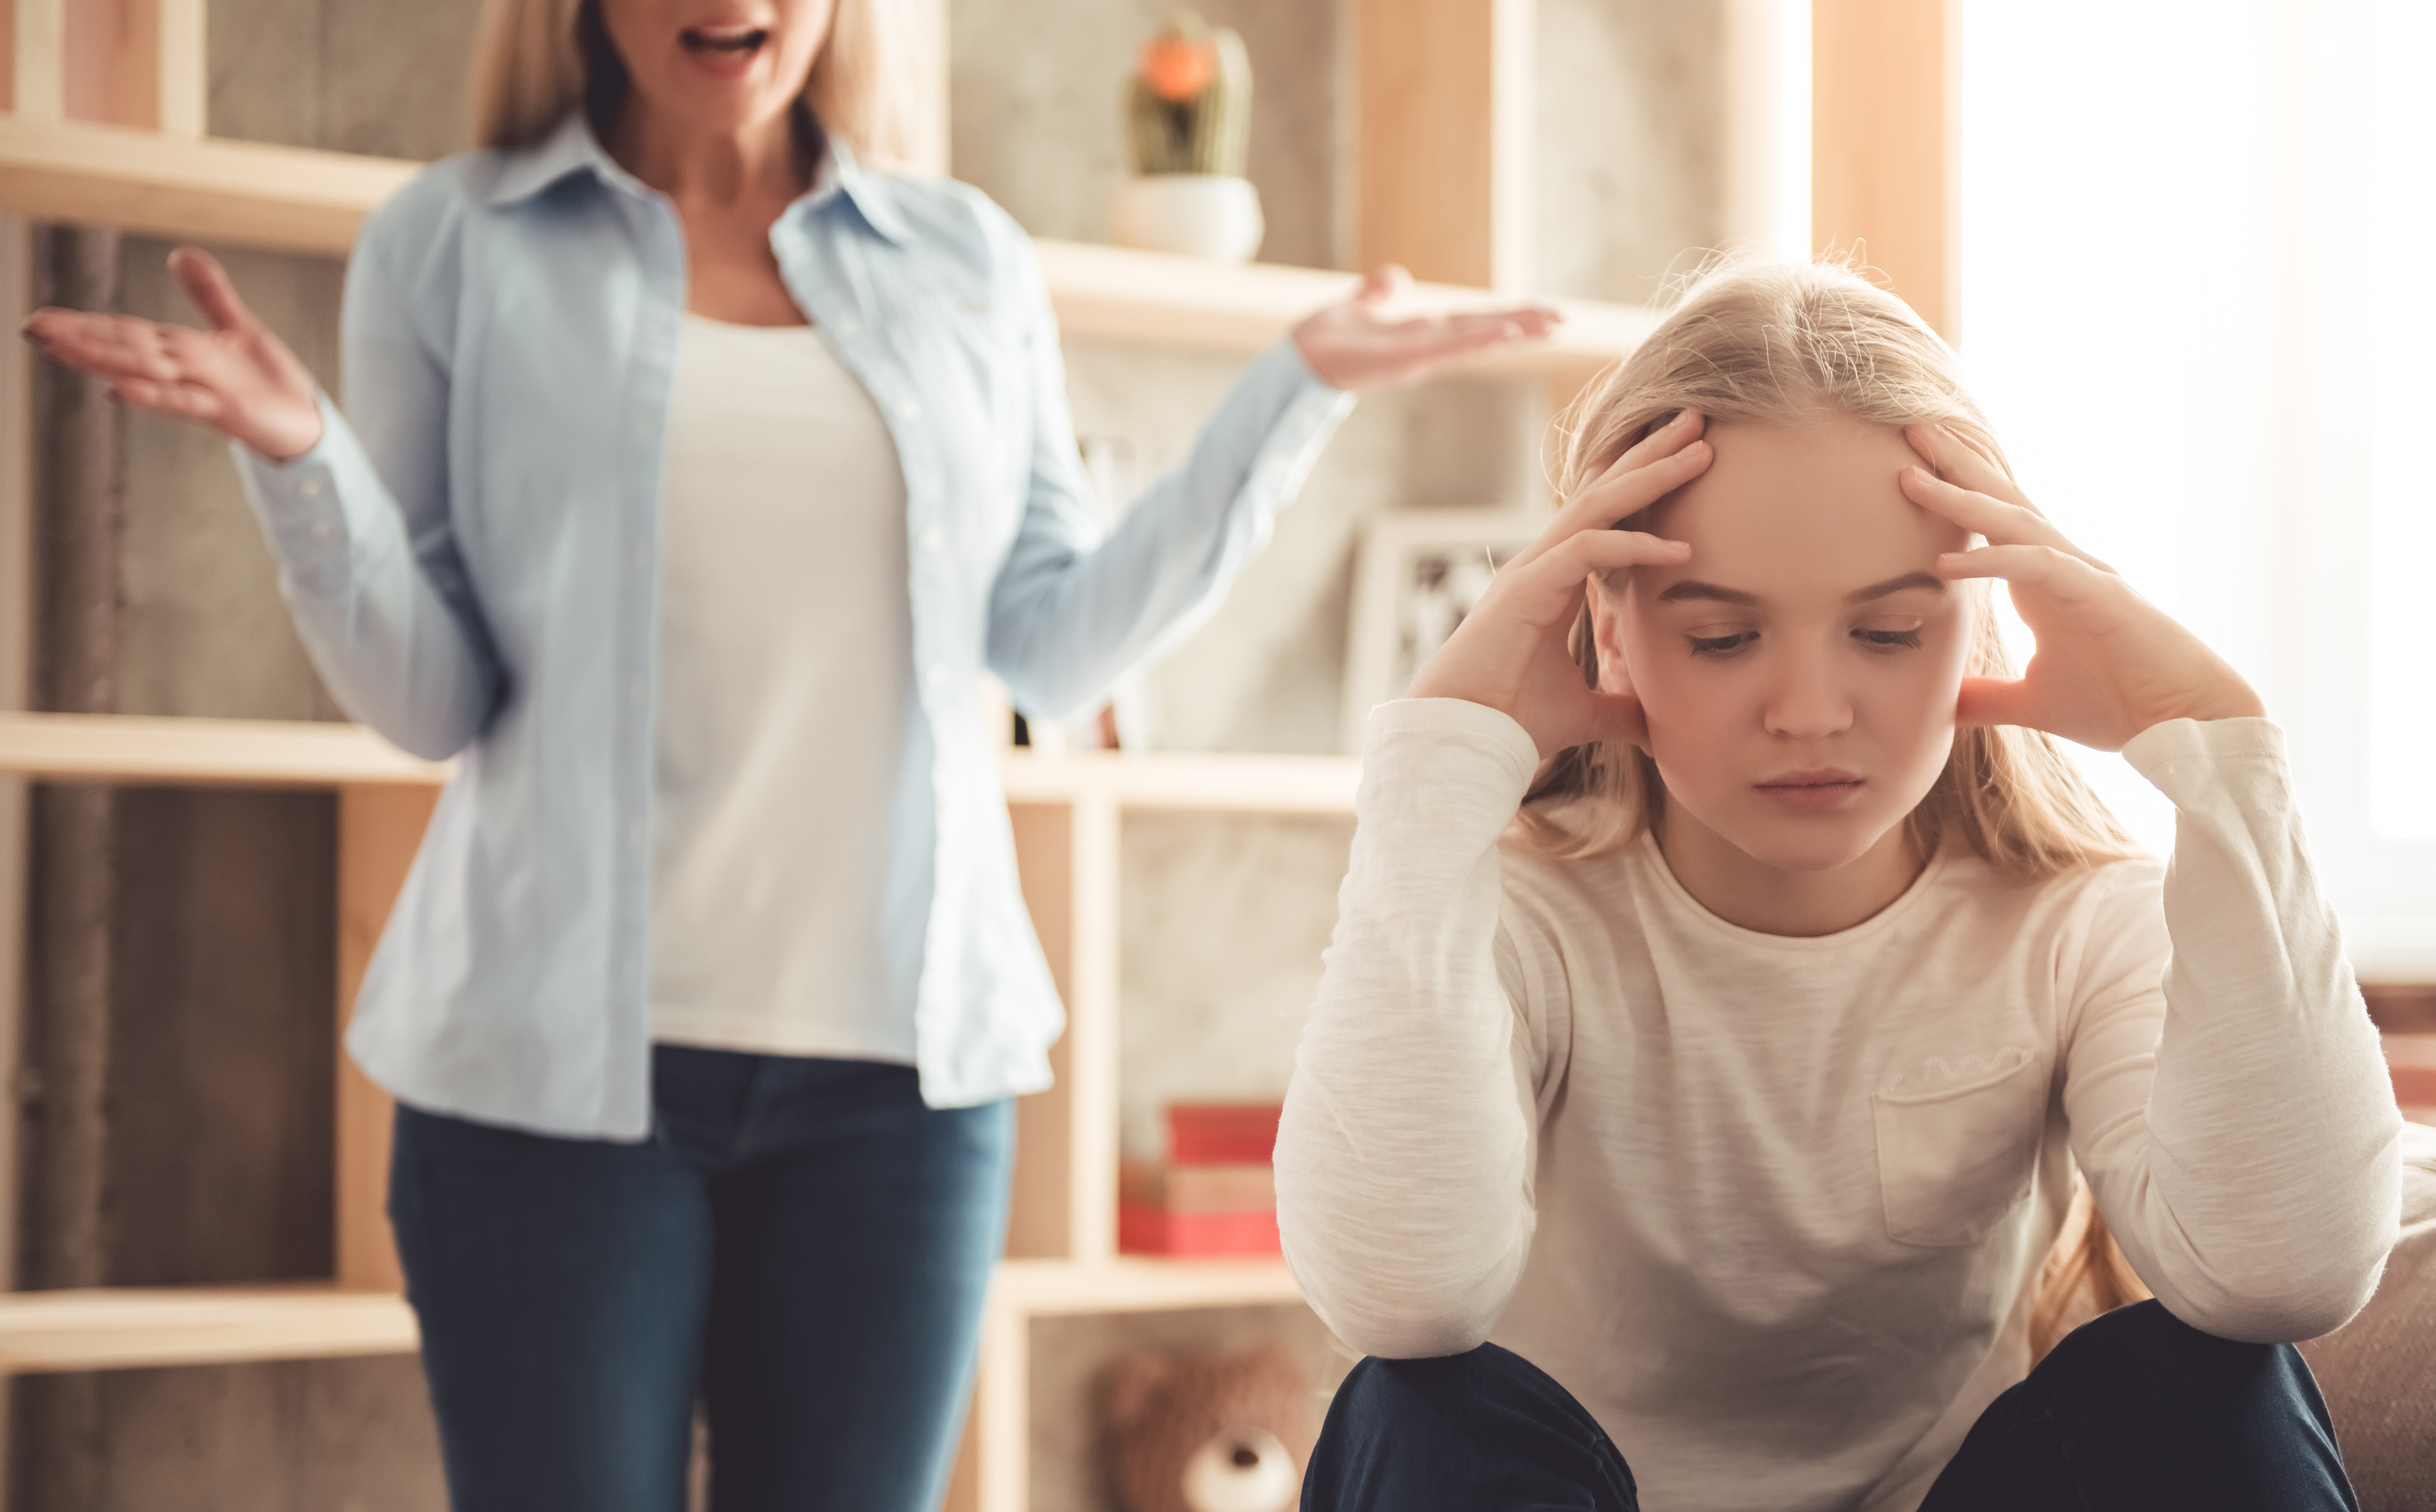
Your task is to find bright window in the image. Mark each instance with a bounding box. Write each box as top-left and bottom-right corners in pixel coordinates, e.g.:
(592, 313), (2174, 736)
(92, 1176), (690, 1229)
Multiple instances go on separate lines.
(1958, 0), (2436, 976)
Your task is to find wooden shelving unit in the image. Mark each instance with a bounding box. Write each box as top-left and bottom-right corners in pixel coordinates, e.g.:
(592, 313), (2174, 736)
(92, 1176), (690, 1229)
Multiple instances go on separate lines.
(0, 2), (1610, 1508)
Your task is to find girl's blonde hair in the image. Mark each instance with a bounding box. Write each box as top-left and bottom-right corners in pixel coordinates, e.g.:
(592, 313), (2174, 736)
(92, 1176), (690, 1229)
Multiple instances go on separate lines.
(1520, 255), (2135, 880)
(1525, 256), (2151, 1359)
(469, 0), (921, 163)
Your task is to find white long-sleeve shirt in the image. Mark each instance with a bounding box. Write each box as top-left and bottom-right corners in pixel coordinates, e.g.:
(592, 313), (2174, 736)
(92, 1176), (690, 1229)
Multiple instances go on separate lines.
(1276, 698), (2403, 1512)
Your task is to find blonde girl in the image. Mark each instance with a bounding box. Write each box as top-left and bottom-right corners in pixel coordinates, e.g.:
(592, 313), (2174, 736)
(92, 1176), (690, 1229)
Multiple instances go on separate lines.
(21, 0), (1554, 1507)
(1276, 258), (2403, 1511)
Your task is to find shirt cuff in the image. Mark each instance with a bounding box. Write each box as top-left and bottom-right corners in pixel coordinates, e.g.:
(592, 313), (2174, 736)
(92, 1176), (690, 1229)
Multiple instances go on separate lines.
(229, 394), (385, 593)
(1359, 697), (1543, 821)
(2122, 715), (2287, 783)
(1237, 337), (1358, 499)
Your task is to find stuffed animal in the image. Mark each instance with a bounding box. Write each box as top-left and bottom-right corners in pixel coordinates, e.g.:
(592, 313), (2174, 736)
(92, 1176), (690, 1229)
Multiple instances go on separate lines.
(1101, 1341), (1318, 1512)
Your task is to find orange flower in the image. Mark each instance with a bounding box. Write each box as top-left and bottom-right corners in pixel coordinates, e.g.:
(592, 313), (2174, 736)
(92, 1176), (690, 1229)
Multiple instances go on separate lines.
(1141, 38), (1217, 102)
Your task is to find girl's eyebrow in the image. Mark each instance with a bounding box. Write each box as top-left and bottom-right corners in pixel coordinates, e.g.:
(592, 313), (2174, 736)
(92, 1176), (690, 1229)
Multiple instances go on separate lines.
(1655, 570), (1945, 608)
(1846, 570), (1946, 604)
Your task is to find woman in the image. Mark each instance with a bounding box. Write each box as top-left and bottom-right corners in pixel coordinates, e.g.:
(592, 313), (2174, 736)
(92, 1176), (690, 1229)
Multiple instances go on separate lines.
(22, 1), (1556, 1506)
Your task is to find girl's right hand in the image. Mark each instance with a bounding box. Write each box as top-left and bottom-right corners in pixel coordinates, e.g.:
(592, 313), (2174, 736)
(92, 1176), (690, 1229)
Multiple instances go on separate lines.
(20, 246), (324, 462)
(1407, 409), (1709, 756)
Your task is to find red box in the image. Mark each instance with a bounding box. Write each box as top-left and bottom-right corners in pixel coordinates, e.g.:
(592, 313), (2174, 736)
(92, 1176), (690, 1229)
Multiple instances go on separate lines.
(1166, 1102), (1284, 1166)
(1118, 1203), (1282, 1257)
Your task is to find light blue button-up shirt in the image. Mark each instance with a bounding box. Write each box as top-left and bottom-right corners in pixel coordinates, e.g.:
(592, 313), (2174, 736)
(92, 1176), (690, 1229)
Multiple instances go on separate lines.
(236, 113), (1354, 1139)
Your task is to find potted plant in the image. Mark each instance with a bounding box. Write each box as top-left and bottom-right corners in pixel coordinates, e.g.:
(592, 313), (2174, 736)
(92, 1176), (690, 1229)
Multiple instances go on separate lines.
(1107, 9), (1264, 263)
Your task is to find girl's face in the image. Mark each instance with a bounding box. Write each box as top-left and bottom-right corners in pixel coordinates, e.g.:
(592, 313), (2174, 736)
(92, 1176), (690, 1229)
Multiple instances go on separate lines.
(1592, 417), (1976, 877)
(598, 0), (836, 137)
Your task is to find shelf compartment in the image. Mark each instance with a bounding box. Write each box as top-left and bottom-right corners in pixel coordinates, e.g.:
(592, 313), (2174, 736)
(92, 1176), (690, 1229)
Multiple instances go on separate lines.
(0, 1285), (418, 1374)
(0, 117), (1656, 386)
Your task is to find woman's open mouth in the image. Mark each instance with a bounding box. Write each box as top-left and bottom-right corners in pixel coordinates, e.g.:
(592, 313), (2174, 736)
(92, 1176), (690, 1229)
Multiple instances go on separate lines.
(680, 23), (770, 60)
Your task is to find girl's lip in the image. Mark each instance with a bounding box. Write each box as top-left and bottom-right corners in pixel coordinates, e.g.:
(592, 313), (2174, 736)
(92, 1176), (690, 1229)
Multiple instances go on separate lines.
(1756, 768), (1862, 788)
(1754, 770), (1865, 811)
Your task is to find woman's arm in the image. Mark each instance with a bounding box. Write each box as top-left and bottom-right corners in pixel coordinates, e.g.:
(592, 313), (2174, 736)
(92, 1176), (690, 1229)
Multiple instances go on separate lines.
(2060, 722), (2401, 1343)
(231, 228), (501, 758)
(24, 233), (500, 759)
(984, 254), (1560, 722)
(1275, 698), (1552, 1357)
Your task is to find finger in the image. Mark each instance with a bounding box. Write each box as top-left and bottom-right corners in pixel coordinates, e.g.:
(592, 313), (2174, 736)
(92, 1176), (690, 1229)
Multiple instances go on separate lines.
(1935, 542), (2113, 599)
(1513, 528), (1691, 600)
(23, 315), (183, 383)
(1901, 467), (2107, 566)
(1355, 264), (1412, 305)
(1904, 421), (2026, 507)
(1510, 433), (1708, 572)
(170, 247), (254, 334)
(1953, 675), (2038, 730)
(108, 377), (227, 423)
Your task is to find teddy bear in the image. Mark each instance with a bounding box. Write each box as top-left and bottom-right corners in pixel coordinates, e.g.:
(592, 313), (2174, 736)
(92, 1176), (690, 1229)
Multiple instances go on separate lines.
(1101, 1341), (1319, 1512)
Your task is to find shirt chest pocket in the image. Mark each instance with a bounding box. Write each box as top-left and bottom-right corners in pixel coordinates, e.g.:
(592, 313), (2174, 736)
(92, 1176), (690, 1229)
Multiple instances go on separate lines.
(1871, 1046), (2048, 1248)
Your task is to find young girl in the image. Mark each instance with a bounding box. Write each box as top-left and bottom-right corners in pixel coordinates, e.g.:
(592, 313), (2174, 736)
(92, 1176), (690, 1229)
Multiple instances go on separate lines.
(1274, 259), (2405, 1511)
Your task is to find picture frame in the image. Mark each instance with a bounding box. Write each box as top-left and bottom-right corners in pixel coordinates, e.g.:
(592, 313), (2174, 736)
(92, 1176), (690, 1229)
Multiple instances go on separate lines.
(1339, 507), (1542, 755)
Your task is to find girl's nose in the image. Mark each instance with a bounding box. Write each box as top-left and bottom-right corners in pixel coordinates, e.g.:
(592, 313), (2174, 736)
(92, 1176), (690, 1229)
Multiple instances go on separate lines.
(1760, 640), (1855, 741)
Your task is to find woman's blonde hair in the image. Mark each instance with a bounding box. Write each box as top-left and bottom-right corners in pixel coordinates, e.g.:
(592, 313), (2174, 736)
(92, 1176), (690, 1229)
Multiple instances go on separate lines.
(1520, 255), (2135, 880)
(1524, 256), (2151, 1359)
(469, 0), (922, 162)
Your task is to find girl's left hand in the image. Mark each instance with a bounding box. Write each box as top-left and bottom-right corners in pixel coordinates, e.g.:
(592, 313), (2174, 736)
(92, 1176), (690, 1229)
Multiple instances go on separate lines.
(1899, 423), (2263, 752)
(1292, 264), (1563, 392)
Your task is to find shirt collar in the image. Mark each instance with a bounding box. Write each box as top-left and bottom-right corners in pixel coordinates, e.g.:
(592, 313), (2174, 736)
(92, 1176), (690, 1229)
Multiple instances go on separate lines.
(486, 109), (912, 249)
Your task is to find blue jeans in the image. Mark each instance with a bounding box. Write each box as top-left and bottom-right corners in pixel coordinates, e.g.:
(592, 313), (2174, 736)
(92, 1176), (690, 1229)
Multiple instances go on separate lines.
(1302, 1301), (2358, 1511)
(389, 1045), (1014, 1512)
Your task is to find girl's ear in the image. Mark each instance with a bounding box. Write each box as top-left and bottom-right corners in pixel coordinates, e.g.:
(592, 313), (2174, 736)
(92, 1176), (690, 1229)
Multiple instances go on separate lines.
(1586, 578), (1655, 751)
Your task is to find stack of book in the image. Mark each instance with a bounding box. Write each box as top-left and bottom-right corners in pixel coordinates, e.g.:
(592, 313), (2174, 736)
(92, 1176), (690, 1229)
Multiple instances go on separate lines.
(1117, 1101), (1284, 1257)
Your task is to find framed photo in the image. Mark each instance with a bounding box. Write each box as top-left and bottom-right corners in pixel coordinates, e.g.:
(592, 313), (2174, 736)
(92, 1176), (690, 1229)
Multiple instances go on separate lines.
(1340, 507), (1542, 755)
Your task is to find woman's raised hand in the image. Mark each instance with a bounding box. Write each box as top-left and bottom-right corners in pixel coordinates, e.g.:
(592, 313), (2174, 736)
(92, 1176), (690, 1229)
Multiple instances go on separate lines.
(1900, 423), (2263, 751)
(20, 246), (324, 462)
(1292, 264), (1563, 393)
(1406, 410), (1709, 756)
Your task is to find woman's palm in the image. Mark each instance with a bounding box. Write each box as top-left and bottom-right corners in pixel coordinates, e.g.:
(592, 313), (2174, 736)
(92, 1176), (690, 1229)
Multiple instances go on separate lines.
(22, 247), (324, 461)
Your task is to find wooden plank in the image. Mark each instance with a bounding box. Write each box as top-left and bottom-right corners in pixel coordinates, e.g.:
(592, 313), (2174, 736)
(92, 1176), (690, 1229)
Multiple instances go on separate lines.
(1811, 0), (1957, 339)
(1353, 0), (1533, 291)
(999, 748), (1361, 814)
(0, 1286), (418, 1373)
(1065, 798), (1121, 1264)
(0, 711), (450, 787)
(970, 1295), (1028, 1512)
(153, 0), (202, 140)
(335, 785), (436, 1294)
(9, 0), (61, 122)
(1004, 802), (1075, 1262)
(0, 115), (414, 256)
(991, 1257), (1301, 1317)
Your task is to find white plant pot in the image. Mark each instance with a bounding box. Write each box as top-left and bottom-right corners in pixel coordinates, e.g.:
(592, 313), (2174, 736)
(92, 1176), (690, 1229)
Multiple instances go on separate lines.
(1107, 174), (1265, 263)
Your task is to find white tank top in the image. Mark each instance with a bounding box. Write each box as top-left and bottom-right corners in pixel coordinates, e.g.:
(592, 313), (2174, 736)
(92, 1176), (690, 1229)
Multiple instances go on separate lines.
(648, 312), (918, 1063)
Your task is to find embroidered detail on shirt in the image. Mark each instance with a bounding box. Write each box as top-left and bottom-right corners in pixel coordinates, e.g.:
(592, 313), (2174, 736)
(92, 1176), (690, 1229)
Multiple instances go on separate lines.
(1881, 1044), (2035, 1100)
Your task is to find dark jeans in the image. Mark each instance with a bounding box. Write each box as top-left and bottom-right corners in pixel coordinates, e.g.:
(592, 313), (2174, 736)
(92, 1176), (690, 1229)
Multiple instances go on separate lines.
(389, 1045), (1014, 1512)
(1303, 1301), (2358, 1512)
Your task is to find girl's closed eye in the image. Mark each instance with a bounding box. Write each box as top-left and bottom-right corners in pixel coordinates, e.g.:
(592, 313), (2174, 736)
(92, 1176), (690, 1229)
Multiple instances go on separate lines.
(1687, 628), (1759, 657)
(1853, 621), (1926, 652)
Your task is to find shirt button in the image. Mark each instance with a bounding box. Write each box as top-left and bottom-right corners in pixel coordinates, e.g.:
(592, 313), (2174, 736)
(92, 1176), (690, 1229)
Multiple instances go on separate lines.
(918, 526), (944, 554)
(309, 520), (336, 541)
(896, 398), (921, 422)
(298, 477), (323, 499)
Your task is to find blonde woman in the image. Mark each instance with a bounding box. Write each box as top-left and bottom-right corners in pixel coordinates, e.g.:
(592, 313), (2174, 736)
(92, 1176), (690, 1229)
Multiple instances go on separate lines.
(22, 1), (1556, 1506)
(1276, 259), (2403, 1510)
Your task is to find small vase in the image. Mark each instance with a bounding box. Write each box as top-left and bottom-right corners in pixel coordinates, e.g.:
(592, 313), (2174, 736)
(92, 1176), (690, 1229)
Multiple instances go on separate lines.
(1107, 174), (1266, 263)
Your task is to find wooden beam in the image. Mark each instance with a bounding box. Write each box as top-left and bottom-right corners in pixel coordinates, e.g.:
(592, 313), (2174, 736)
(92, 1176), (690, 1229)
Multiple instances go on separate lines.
(0, 1286), (417, 1373)
(1810, 0), (1957, 339)
(154, 0), (203, 139)
(10, 0), (61, 122)
(0, 115), (416, 256)
(335, 784), (436, 1294)
(1353, 0), (1534, 291)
